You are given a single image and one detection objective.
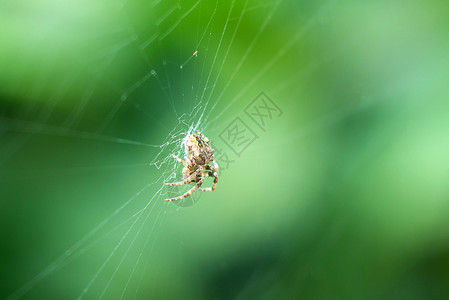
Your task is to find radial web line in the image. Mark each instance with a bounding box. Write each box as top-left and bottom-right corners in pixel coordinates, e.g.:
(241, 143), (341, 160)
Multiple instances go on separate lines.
(185, 0), (218, 115)
(202, 0), (283, 127)
(162, 60), (179, 118)
(194, 0), (236, 127)
(2, 163), (152, 179)
(1, 117), (161, 147)
(97, 71), (155, 134)
(78, 183), (165, 299)
(94, 66), (152, 134)
(158, 0), (202, 42)
(69, 44), (123, 133)
(7, 32), (119, 160)
(93, 13), (173, 124)
(98, 192), (162, 299)
(190, 2), (220, 116)
(195, 1), (219, 51)
(86, 58), (171, 134)
(119, 206), (164, 299)
(93, 2), (181, 134)
(205, 0), (339, 128)
(186, 0), (203, 113)
(152, 69), (180, 118)
(132, 209), (166, 299)
(39, 202), (158, 282)
(195, 0), (250, 129)
(6, 183), (153, 300)
(0, 70), (79, 165)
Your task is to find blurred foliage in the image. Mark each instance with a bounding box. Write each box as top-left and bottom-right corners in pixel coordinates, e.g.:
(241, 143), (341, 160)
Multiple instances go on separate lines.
(1, 0), (449, 299)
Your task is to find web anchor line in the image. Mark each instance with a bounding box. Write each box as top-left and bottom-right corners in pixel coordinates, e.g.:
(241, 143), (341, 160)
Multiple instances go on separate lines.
(203, 0), (339, 129)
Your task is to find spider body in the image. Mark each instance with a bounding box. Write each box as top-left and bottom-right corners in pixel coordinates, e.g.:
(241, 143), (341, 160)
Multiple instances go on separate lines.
(165, 131), (219, 201)
(185, 131), (214, 166)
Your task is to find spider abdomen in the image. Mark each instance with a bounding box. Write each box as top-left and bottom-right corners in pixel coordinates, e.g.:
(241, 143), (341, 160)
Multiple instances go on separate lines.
(185, 133), (214, 166)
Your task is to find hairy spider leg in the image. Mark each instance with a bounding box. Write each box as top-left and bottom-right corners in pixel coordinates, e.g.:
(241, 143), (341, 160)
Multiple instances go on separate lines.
(195, 130), (209, 142)
(198, 171), (218, 192)
(198, 161), (219, 192)
(165, 177), (205, 201)
(170, 154), (189, 168)
(211, 160), (219, 172)
(165, 168), (200, 186)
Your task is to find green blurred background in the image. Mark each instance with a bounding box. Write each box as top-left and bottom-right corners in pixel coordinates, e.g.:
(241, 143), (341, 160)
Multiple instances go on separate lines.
(1, 0), (449, 299)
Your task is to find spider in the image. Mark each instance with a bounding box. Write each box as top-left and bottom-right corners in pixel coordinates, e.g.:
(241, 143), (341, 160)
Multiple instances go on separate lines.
(165, 131), (219, 201)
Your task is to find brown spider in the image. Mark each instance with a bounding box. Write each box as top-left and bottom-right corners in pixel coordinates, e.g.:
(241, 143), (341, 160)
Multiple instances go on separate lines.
(165, 131), (219, 201)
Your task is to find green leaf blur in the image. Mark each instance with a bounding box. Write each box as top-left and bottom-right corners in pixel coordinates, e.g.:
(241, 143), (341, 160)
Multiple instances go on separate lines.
(1, 0), (449, 299)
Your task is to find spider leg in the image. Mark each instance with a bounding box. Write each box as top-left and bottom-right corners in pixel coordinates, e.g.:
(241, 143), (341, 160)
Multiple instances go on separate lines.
(195, 130), (209, 142)
(203, 161), (218, 172)
(165, 168), (200, 186)
(210, 160), (219, 172)
(165, 176), (205, 201)
(170, 154), (189, 168)
(198, 171), (218, 192)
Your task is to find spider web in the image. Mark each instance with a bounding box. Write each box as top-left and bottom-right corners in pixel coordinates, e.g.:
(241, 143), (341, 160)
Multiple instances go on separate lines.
(0, 0), (344, 298)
